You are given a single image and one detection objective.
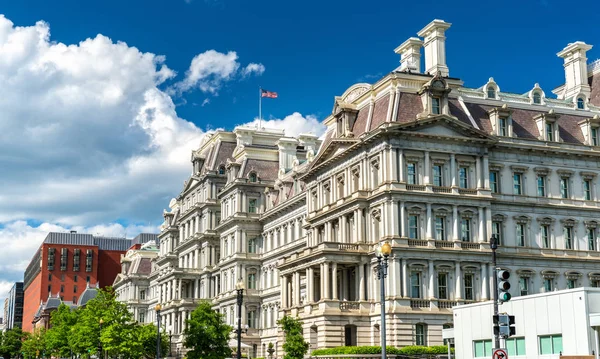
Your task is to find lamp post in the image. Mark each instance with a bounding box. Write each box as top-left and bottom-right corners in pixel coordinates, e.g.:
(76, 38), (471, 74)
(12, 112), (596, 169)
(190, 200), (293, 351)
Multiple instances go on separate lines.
(155, 304), (162, 359)
(169, 330), (173, 358)
(376, 241), (392, 359)
(98, 318), (104, 359)
(235, 278), (246, 359)
(490, 235), (500, 349)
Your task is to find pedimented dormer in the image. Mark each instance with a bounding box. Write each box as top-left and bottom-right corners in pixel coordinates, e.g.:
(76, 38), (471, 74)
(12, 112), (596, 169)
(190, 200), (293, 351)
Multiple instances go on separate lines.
(578, 114), (600, 146)
(191, 152), (205, 175)
(418, 72), (451, 118)
(333, 98), (359, 138)
(488, 104), (512, 137)
(483, 77), (500, 100)
(533, 110), (560, 142)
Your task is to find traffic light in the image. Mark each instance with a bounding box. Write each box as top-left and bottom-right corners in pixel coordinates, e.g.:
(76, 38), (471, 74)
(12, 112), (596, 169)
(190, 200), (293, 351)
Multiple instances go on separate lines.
(497, 269), (511, 303)
(493, 314), (516, 337)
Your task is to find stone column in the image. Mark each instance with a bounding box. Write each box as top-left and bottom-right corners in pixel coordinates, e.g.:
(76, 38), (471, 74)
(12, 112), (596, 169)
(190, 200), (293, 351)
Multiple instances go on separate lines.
(476, 155), (482, 188)
(450, 154), (457, 187)
(455, 261), (462, 300)
(478, 207), (485, 243)
(399, 149), (405, 182)
(402, 258), (408, 297)
(481, 264), (488, 300)
(357, 209), (364, 242)
(306, 268), (313, 303)
(392, 201), (400, 237)
(426, 203), (433, 239)
(323, 262), (330, 299)
(483, 155), (490, 189)
(452, 205), (459, 241)
(358, 263), (365, 301)
(332, 263), (338, 300)
(428, 260), (435, 299)
(424, 151), (431, 185)
(194, 279), (199, 298)
(282, 276), (288, 308)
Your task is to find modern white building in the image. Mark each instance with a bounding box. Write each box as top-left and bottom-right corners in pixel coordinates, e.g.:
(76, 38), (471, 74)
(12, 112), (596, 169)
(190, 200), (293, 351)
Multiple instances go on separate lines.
(122, 18), (600, 358)
(453, 287), (600, 359)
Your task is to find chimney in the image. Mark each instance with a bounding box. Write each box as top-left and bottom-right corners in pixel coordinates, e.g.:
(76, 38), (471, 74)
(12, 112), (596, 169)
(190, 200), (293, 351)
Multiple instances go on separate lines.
(70, 230), (77, 234)
(394, 37), (424, 73)
(276, 137), (298, 175)
(417, 19), (452, 77)
(557, 41), (593, 100)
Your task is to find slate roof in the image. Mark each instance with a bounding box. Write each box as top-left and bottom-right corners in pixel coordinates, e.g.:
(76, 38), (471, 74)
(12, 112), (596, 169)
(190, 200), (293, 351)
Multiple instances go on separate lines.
(242, 159), (280, 181)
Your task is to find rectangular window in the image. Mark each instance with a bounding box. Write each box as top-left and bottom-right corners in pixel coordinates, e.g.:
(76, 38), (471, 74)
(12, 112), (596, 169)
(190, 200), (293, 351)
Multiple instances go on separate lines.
(435, 217), (446, 240)
(499, 118), (508, 136)
(408, 215), (419, 239)
(492, 222), (502, 246)
(415, 324), (426, 346)
(473, 340), (493, 358)
(60, 285), (64, 293)
(539, 335), (562, 355)
(73, 285), (77, 293)
(139, 290), (146, 300)
(73, 296), (77, 304)
(86, 276), (90, 283)
(560, 178), (569, 198)
(139, 312), (145, 323)
(248, 199), (257, 213)
(589, 228), (596, 251)
(593, 128), (599, 146)
(432, 97), (441, 114)
(85, 250), (93, 272)
(60, 274), (65, 282)
(459, 167), (468, 188)
(48, 285), (52, 294)
(464, 274), (474, 300)
(513, 174), (522, 195)
(506, 338), (526, 356)
(247, 310), (257, 329)
(407, 163), (417, 185)
(592, 280), (600, 288)
(567, 279), (576, 289)
(516, 224), (526, 247)
(60, 248), (68, 271)
(519, 277), (529, 296)
(73, 249), (80, 271)
(565, 227), (573, 249)
(432, 165), (443, 186)
(537, 176), (546, 197)
(48, 273), (52, 281)
(74, 275), (78, 283)
(48, 248), (55, 271)
(544, 278), (554, 292)
(584, 180), (592, 200)
(247, 273), (256, 290)
(546, 123), (554, 141)
(438, 273), (448, 299)
(410, 271), (421, 298)
(490, 171), (499, 193)
(248, 237), (257, 253)
(541, 225), (550, 248)
(461, 219), (471, 242)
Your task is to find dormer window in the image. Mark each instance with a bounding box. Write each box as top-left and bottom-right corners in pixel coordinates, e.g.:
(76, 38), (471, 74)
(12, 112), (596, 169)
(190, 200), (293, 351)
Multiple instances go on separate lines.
(218, 165), (225, 175)
(499, 118), (507, 136)
(545, 123), (554, 141)
(248, 172), (257, 182)
(487, 86), (496, 99)
(432, 97), (441, 114)
(533, 92), (542, 104)
(592, 128), (599, 146)
(577, 97), (585, 110)
(578, 115), (600, 146)
(488, 105), (513, 137)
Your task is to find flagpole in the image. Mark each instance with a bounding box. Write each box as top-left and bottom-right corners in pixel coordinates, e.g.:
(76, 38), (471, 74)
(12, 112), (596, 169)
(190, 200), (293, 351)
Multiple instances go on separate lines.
(259, 87), (262, 130)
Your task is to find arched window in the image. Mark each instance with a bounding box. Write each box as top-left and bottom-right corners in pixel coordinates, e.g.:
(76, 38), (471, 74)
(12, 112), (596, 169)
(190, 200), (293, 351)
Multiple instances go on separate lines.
(487, 86), (496, 99)
(577, 97), (585, 109)
(415, 323), (427, 346)
(533, 92), (542, 104)
(218, 165), (225, 175)
(249, 172), (257, 182)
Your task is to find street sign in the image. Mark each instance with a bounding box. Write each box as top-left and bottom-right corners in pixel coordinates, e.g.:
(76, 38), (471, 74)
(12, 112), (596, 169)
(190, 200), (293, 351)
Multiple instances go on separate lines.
(493, 348), (508, 359)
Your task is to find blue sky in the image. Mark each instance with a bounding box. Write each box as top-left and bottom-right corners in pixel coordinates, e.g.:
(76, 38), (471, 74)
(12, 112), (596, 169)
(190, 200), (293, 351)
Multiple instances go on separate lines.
(6, 0), (600, 130)
(0, 0), (599, 300)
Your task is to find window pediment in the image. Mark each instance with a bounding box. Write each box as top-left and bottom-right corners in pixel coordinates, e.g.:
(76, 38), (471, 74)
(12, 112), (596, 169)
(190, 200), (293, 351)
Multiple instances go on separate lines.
(534, 167), (551, 175)
(541, 270), (558, 279)
(537, 217), (555, 225)
(516, 269), (535, 277)
(565, 271), (582, 280)
(557, 169), (574, 178)
(510, 165), (528, 173)
(513, 215), (531, 224)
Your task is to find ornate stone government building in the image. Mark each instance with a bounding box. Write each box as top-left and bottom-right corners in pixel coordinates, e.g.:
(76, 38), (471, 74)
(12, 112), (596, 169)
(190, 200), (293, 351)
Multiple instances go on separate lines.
(122, 19), (600, 357)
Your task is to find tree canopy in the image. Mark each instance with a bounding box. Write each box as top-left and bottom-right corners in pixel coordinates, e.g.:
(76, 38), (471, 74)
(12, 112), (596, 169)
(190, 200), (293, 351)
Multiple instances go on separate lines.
(183, 300), (232, 359)
(278, 316), (309, 359)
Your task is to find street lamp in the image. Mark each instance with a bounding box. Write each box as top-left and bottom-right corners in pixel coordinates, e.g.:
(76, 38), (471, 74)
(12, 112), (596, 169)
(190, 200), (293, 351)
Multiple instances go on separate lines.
(169, 330), (173, 358)
(98, 318), (104, 359)
(155, 304), (162, 359)
(376, 241), (392, 359)
(235, 278), (246, 359)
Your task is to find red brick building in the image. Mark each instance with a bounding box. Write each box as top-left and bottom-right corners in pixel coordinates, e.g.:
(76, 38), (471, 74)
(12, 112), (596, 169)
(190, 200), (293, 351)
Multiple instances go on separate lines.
(22, 231), (156, 332)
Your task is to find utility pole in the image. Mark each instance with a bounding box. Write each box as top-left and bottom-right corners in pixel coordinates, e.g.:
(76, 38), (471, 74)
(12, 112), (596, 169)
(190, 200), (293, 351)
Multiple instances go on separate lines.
(491, 235), (500, 349)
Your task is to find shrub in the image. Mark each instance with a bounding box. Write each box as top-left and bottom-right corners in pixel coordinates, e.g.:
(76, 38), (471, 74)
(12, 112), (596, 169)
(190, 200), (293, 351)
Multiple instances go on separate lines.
(312, 345), (452, 356)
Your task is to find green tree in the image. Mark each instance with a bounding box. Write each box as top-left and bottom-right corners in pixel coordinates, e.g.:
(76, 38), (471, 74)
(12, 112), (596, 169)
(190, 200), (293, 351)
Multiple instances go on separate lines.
(277, 316), (308, 359)
(183, 300), (232, 359)
(45, 304), (78, 358)
(137, 324), (169, 359)
(21, 329), (45, 359)
(1, 327), (26, 359)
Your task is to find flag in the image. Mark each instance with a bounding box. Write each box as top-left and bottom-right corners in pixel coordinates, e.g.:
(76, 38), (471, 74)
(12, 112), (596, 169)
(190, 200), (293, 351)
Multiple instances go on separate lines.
(261, 89), (278, 98)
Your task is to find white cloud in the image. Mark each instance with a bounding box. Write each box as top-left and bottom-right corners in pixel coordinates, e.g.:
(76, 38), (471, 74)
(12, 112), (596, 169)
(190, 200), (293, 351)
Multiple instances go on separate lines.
(201, 98), (211, 106)
(242, 112), (326, 138)
(242, 63), (265, 77)
(173, 50), (264, 94)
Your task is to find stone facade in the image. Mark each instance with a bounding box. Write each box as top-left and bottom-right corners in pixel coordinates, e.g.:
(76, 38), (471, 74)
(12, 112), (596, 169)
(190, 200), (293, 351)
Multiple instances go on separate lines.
(133, 19), (600, 357)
